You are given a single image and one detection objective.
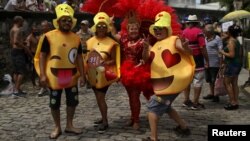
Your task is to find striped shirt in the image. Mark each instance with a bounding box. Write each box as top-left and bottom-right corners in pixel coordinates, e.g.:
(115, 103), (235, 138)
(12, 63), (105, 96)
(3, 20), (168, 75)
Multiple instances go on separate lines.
(205, 35), (223, 67)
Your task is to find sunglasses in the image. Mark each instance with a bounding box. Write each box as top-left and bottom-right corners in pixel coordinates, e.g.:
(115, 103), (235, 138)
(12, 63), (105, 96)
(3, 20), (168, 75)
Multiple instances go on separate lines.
(97, 24), (107, 29)
(153, 27), (165, 31)
(60, 18), (72, 23)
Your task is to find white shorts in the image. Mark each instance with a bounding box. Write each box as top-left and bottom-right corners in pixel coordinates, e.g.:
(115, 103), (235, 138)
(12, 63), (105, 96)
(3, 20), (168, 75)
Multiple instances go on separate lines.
(192, 70), (205, 87)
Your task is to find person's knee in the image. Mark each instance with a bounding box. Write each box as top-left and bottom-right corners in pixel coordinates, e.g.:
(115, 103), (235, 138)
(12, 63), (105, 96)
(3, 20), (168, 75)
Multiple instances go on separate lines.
(50, 99), (61, 110)
(66, 98), (79, 107)
(50, 104), (60, 110)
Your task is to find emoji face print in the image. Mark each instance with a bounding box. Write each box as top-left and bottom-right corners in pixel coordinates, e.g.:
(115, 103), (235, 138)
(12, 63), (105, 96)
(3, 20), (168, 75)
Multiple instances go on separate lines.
(150, 36), (195, 95)
(34, 30), (81, 90)
(47, 44), (79, 89)
(85, 36), (120, 89)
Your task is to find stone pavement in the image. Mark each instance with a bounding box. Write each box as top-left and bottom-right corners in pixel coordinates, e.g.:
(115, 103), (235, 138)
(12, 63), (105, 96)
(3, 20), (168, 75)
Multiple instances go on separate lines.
(0, 69), (250, 141)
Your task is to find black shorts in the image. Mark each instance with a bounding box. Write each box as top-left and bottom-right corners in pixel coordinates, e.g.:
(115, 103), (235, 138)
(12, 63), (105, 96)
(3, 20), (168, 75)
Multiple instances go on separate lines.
(205, 67), (219, 84)
(49, 86), (79, 109)
(11, 48), (27, 75)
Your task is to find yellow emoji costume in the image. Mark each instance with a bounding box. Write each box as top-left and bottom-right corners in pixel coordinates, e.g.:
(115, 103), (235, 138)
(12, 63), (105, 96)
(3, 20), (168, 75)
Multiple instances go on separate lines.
(149, 11), (195, 95)
(34, 4), (81, 90)
(85, 12), (120, 89)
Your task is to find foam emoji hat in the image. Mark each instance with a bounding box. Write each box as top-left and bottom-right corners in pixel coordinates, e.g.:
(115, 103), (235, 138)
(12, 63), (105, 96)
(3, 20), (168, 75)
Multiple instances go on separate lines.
(149, 11), (172, 37)
(91, 12), (111, 33)
(53, 4), (77, 29)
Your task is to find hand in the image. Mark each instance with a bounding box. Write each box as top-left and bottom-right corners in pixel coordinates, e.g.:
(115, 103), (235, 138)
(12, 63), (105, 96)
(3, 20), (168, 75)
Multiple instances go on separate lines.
(101, 60), (114, 66)
(110, 14), (115, 25)
(205, 62), (209, 68)
(40, 75), (47, 87)
(79, 76), (86, 87)
(182, 38), (189, 48)
(135, 60), (145, 68)
(219, 49), (224, 55)
(142, 34), (150, 49)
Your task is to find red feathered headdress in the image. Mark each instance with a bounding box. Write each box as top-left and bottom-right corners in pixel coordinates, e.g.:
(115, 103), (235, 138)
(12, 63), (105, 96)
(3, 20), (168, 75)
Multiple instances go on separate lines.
(81, 0), (181, 37)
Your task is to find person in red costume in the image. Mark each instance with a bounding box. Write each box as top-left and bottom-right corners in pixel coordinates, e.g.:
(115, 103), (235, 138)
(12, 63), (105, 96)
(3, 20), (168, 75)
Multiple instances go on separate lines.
(111, 13), (154, 130)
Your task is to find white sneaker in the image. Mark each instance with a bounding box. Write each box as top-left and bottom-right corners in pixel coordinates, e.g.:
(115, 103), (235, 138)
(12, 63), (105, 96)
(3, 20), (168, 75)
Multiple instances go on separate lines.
(38, 88), (49, 97)
(0, 83), (14, 96)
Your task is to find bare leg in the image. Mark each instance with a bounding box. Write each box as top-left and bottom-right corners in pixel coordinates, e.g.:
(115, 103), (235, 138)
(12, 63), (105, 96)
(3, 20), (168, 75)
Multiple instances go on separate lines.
(232, 76), (239, 105)
(94, 90), (108, 125)
(209, 83), (215, 96)
(224, 77), (236, 104)
(183, 85), (191, 102)
(125, 87), (141, 129)
(168, 108), (187, 129)
(15, 74), (24, 92)
(50, 109), (62, 138)
(193, 86), (202, 104)
(31, 68), (37, 87)
(65, 106), (82, 134)
(148, 112), (159, 141)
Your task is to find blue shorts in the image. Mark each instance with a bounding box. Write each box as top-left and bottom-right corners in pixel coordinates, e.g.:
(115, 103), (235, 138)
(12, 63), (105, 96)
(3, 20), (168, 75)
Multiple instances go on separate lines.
(224, 63), (241, 77)
(147, 94), (178, 116)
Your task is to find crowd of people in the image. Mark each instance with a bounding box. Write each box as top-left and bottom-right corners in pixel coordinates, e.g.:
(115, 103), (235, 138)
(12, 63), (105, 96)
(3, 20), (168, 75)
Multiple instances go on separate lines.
(2, 0), (84, 13)
(0, 0), (245, 141)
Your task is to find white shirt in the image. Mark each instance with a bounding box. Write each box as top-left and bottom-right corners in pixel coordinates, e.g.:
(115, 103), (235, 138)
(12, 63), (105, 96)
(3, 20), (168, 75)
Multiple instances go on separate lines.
(26, 0), (38, 11)
(4, 0), (17, 11)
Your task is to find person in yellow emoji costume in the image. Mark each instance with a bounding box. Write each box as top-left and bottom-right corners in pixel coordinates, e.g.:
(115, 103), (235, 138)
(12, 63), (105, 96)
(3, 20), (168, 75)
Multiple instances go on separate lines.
(142, 11), (195, 141)
(85, 12), (120, 133)
(34, 4), (85, 139)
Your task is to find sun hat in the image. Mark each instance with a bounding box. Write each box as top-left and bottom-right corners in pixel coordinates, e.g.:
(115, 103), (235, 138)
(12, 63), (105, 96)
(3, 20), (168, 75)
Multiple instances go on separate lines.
(185, 15), (200, 23)
(149, 11), (172, 37)
(81, 20), (89, 25)
(52, 4), (77, 29)
(91, 12), (111, 33)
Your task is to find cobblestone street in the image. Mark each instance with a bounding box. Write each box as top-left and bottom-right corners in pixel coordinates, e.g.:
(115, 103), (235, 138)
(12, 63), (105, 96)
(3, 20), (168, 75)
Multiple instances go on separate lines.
(0, 69), (250, 141)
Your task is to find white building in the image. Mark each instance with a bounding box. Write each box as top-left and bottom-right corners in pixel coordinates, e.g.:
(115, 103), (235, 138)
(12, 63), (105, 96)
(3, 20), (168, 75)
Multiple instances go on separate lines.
(167, 0), (226, 11)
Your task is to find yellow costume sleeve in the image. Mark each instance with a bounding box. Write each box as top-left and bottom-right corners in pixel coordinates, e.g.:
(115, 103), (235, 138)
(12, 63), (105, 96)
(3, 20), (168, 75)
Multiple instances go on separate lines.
(34, 34), (45, 76)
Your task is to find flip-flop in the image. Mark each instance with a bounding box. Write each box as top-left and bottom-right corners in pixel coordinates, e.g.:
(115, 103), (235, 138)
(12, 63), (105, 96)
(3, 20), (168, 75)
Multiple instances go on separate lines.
(64, 129), (83, 135)
(49, 131), (62, 139)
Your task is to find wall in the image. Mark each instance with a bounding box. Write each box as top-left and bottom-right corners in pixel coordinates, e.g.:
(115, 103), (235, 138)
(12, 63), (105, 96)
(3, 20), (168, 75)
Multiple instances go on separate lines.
(0, 10), (94, 78)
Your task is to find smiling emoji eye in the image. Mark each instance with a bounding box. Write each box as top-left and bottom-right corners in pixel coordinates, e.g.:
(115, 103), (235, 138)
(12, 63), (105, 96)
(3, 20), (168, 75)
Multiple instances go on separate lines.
(68, 48), (78, 64)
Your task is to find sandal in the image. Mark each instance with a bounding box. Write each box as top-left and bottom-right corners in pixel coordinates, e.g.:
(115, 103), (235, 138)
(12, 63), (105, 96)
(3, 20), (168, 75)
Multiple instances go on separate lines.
(224, 104), (239, 110)
(125, 120), (133, 126)
(142, 137), (158, 141)
(173, 125), (191, 136)
(64, 128), (83, 135)
(93, 119), (103, 127)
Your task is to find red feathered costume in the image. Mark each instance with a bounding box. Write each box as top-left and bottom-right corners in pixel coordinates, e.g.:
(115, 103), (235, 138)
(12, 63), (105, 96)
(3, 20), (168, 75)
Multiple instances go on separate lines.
(81, 0), (181, 128)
